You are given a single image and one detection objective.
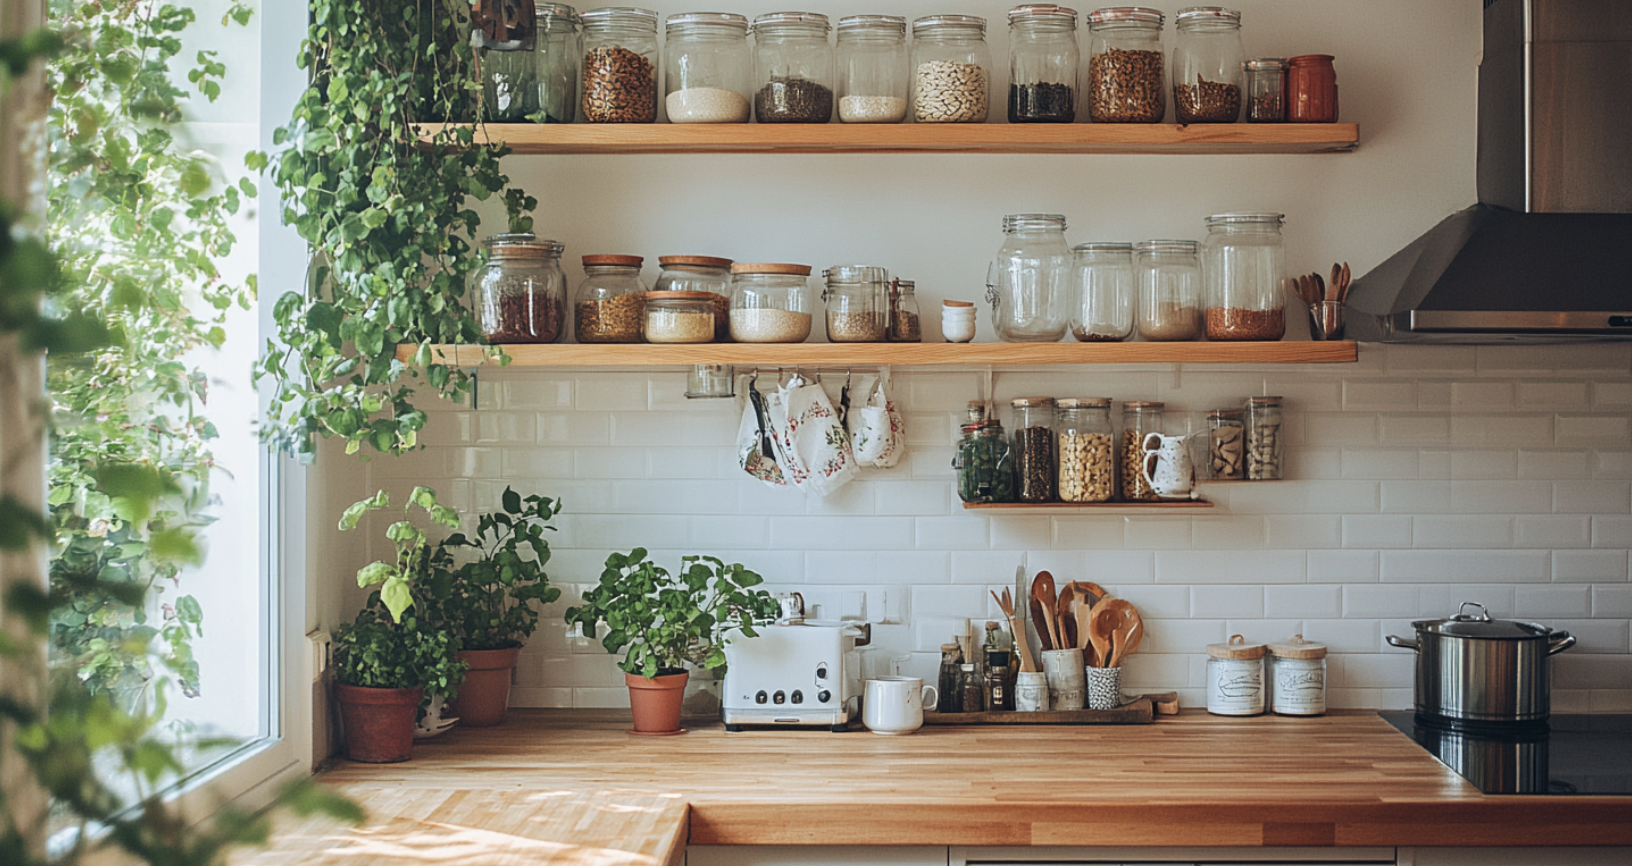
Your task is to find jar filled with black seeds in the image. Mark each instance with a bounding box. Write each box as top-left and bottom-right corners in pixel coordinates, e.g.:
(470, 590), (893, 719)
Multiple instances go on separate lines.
(1172, 6), (1243, 123)
(752, 11), (835, 123)
(1008, 4), (1078, 123)
(581, 7), (659, 123)
(1085, 6), (1165, 123)
(1011, 396), (1058, 503)
(1244, 56), (1286, 123)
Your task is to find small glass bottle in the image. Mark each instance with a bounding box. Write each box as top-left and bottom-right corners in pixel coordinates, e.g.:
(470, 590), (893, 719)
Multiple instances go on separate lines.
(1008, 4), (1078, 123)
(1245, 395), (1283, 480)
(985, 649), (1015, 711)
(654, 255), (733, 342)
(1119, 400), (1164, 501)
(1070, 242), (1134, 342)
(1203, 212), (1286, 342)
(954, 420), (1016, 504)
(1011, 396), (1058, 503)
(1056, 397), (1115, 502)
(1267, 635), (1327, 716)
(1206, 408), (1245, 480)
(581, 7), (659, 123)
(822, 265), (888, 342)
(911, 15), (991, 123)
(574, 254), (647, 343)
(937, 642), (964, 711)
(1244, 56), (1286, 123)
(471, 233), (567, 344)
(959, 662), (984, 713)
(752, 12), (835, 123)
(836, 15), (908, 123)
(1171, 6), (1243, 124)
(989, 214), (1072, 343)
(1134, 239), (1202, 341)
(664, 13), (752, 123)
(478, 2), (539, 121)
(1084, 6), (1165, 123)
(1206, 634), (1265, 716)
(1287, 53), (1338, 122)
(887, 278), (922, 342)
(533, 3), (583, 124)
(729, 263), (814, 343)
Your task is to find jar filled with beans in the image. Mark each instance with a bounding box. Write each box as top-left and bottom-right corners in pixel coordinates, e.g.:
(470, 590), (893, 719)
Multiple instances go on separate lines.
(1206, 408), (1244, 480)
(1119, 400), (1164, 501)
(1056, 397), (1115, 502)
(581, 7), (659, 123)
(471, 233), (567, 344)
(1245, 395), (1283, 480)
(574, 254), (647, 342)
(1010, 396), (1058, 503)
(1084, 7), (1165, 123)
(654, 255), (733, 342)
(911, 15), (991, 123)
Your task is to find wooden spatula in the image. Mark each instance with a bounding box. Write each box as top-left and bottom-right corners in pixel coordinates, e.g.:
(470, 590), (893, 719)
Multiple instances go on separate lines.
(1033, 571), (1061, 651)
(990, 589), (1037, 673)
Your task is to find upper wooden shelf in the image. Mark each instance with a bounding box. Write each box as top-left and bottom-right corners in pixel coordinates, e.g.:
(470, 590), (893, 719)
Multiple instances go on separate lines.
(415, 122), (1359, 155)
(396, 341), (1358, 368)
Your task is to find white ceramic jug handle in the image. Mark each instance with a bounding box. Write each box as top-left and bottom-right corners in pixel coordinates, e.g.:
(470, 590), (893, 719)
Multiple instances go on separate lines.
(922, 685), (938, 710)
(1141, 433), (1164, 491)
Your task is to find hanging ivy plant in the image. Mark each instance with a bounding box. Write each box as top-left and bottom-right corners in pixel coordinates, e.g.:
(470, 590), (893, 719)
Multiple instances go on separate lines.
(259, 0), (535, 458)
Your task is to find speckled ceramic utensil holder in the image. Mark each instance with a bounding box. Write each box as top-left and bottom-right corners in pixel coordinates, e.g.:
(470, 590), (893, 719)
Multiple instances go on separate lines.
(1087, 666), (1122, 711)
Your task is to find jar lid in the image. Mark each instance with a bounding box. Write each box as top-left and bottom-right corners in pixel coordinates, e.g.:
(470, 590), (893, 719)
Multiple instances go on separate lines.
(641, 291), (716, 301)
(1073, 241), (1133, 252)
(666, 12), (748, 31)
(894, 279), (915, 290)
(1245, 57), (1287, 71)
(583, 254), (643, 267)
(1206, 212), (1285, 227)
(1247, 395), (1283, 405)
(1134, 239), (1199, 253)
(1010, 396), (1056, 408)
(732, 262), (812, 276)
(1086, 7), (1164, 26)
(1122, 400), (1164, 410)
(751, 11), (831, 32)
(1058, 397), (1112, 409)
(1008, 5), (1078, 25)
(1267, 634), (1327, 660)
(824, 264), (889, 284)
(941, 642), (961, 652)
(1207, 634), (1265, 660)
(1003, 213), (1067, 232)
(1287, 54), (1336, 66)
(838, 14), (906, 34)
(1207, 408), (1244, 420)
(1176, 6), (1242, 25)
(943, 299), (975, 308)
(537, 3), (583, 25)
(961, 662), (977, 671)
(659, 255), (733, 269)
(487, 233), (565, 257)
(912, 14), (987, 34)
(581, 6), (659, 28)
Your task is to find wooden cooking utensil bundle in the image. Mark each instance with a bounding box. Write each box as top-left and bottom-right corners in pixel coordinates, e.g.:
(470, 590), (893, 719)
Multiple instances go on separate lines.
(1018, 571), (1143, 670)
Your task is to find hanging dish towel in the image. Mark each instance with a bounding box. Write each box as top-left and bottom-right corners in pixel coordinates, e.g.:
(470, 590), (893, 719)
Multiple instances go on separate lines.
(768, 374), (858, 497)
(736, 379), (787, 488)
(850, 378), (906, 469)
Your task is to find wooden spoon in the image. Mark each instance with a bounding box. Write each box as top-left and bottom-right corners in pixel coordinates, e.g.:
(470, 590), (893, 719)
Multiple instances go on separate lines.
(1058, 583), (1080, 650)
(1033, 571), (1061, 651)
(1086, 598), (1116, 668)
(1076, 602), (1097, 666)
(1108, 610), (1144, 668)
(1093, 598), (1140, 669)
(1029, 585), (1055, 652)
(990, 589), (1036, 673)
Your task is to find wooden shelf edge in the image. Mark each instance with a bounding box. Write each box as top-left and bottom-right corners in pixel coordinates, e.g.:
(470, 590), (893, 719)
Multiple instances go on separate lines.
(961, 500), (1212, 510)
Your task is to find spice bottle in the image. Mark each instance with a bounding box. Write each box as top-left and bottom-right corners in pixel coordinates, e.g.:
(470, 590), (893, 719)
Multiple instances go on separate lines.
(471, 233), (567, 344)
(580, 7), (659, 123)
(1119, 400), (1164, 501)
(574, 254), (647, 343)
(1011, 396), (1058, 503)
(1206, 634), (1265, 716)
(1287, 53), (1338, 122)
(954, 419), (1016, 504)
(989, 214), (1072, 343)
(1134, 240), (1202, 341)
(729, 263), (814, 343)
(1244, 56), (1286, 123)
(1071, 242), (1134, 343)
(959, 662), (984, 713)
(888, 279), (922, 342)
(1008, 4), (1078, 123)
(1267, 635), (1327, 716)
(1084, 6), (1165, 123)
(822, 265), (889, 342)
(1057, 398), (1115, 502)
(664, 13), (752, 123)
(911, 15), (991, 123)
(836, 15), (908, 123)
(642, 291), (716, 343)
(1245, 395), (1283, 480)
(937, 642), (963, 710)
(654, 255), (733, 342)
(532, 3), (584, 124)
(1171, 6), (1243, 124)
(985, 648), (1015, 711)
(1202, 212), (1286, 342)
(477, 0), (540, 121)
(751, 12), (835, 123)
(1206, 408), (1245, 480)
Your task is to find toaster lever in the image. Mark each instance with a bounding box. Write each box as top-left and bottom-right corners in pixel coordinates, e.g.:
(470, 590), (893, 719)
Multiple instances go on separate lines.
(851, 622), (871, 647)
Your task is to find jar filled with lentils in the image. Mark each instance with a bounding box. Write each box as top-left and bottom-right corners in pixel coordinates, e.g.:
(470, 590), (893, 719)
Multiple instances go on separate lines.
(823, 265), (889, 342)
(532, 3), (584, 123)
(1084, 7), (1165, 123)
(1057, 398), (1115, 502)
(1202, 212), (1286, 341)
(575, 254), (647, 343)
(836, 15), (909, 123)
(471, 233), (567, 344)
(664, 13), (752, 123)
(730, 263), (814, 343)
(911, 15), (991, 123)
(581, 7), (658, 123)
(752, 12), (835, 123)
(1007, 4), (1079, 123)
(1119, 400), (1164, 501)
(1171, 6), (1243, 123)
(654, 255), (733, 342)
(1011, 396), (1058, 503)
(888, 278), (921, 341)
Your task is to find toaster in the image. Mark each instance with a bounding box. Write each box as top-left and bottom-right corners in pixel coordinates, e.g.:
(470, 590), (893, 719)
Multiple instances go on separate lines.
(721, 620), (869, 731)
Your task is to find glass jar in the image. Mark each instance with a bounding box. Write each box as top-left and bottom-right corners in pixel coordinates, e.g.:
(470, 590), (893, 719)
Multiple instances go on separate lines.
(888, 278), (921, 342)
(1244, 56), (1285, 123)
(1267, 635), (1327, 716)
(471, 233), (567, 344)
(937, 643), (963, 710)
(654, 255), (733, 342)
(1206, 408), (1244, 480)
(1203, 212), (1287, 341)
(1056, 397), (1114, 502)
(988, 214), (1071, 343)
(686, 364), (734, 398)
(478, 2), (539, 121)
(1245, 395), (1283, 480)
(1084, 7), (1165, 123)
(664, 13), (752, 123)
(1171, 6), (1243, 124)
(985, 649), (1015, 711)
(1133, 239), (1201, 341)
(752, 12), (834, 123)
(642, 291), (716, 343)
(581, 7), (659, 123)
(1206, 634), (1265, 716)
(1008, 5), (1078, 123)
(533, 4), (583, 123)
(836, 15), (908, 123)
(1119, 400), (1164, 501)
(911, 15), (991, 123)
(823, 265), (888, 342)
(1011, 396), (1057, 503)
(1070, 242), (1134, 342)
(729, 263), (813, 343)
(959, 662), (984, 713)
(955, 420), (1016, 504)
(1287, 53), (1338, 122)
(575, 254), (647, 343)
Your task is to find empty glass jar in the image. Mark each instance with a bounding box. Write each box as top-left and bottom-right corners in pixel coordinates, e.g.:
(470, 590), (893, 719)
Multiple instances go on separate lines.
(575, 254), (647, 343)
(823, 265), (889, 342)
(752, 11), (835, 123)
(1008, 4), (1078, 123)
(730, 263), (814, 343)
(988, 214), (1071, 343)
(1071, 242), (1134, 342)
(911, 15), (991, 123)
(836, 15), (908, 123)
(581, 6), (659, 123)
(664, 13), (752, 123)
(1084, 6), (1165, 123)
(478, 3), (539, 121)
(1203, 212), (1286, 341)
(471, 233), (567, 344)
(1134, 239), (1201, 341)
(1171, 6), (1243, 123)
(1244, 56), (1285, 123)
(655, 255), (733, 342)
(533, 3), (583, 123)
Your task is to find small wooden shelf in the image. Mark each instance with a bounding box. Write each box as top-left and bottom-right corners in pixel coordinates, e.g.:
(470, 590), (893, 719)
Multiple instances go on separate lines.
(961, 500), (1212, 511)
(416, 122), (1359, 155)
(396, 341), (1357, 368)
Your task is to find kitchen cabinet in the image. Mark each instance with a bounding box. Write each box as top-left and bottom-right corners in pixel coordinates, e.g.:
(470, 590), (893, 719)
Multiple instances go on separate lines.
(692, 846), (1632, 866)
(1399, 849), (1632, 866)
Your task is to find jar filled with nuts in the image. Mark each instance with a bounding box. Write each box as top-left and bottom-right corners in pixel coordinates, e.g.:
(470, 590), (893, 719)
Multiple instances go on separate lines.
(581, 7), (659, 123)
(752, 12), (835, 123)
(822, 265), (888, 342)
(575, 254), (647, 342)
(1171, 6), (1244, 124)
(1071, 242), (1134, 342)
(532, 3), (584, 124)
(1084, 7), (1165, 123)
(471, 233), (567, 344)
(730, 263), (814, 343)
(911, 15), (991, 123)
(1203, 212), (1286, 342)
(1133, 239), (1202, 342)
(955, 420), (1017, 504)
(1119, 400), (1164, 501)
(1011, 396), (1058, 503)
(1245, 395), (1283, 480)
(642, 291), (716, 343)
(1007, 4), (1079, 123)
(1206, 408), (1244, 480)
(654, 255), (733, 342)
(1057, 398), (1115, 502)
(664, 13), (752, 123)
(888, 278), (921, 342)
(836, 15), (909, 123)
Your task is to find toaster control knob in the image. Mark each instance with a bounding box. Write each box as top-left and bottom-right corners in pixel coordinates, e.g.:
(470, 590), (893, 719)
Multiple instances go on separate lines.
(773, 690), (786, 705)
(817, 689), (831, 704)
(816, 665), (828, 680)
(791, 690), (804, 704)
(755, 690), (768, 705)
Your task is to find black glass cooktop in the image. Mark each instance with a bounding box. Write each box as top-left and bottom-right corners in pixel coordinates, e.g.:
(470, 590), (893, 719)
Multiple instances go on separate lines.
(1381, 712), (1632, 795)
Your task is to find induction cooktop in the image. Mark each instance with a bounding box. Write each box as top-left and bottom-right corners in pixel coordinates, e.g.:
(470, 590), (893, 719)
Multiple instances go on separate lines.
(1381, 711), (1632, 795)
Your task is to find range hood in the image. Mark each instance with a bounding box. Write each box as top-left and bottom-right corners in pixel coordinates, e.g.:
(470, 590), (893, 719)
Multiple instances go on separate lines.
(1346, 0), (1632, 342)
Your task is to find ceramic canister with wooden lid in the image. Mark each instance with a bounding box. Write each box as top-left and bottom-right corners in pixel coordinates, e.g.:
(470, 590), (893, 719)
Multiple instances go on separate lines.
(1267, 634), (1327, 716)
(1206, 634), (1266, 716)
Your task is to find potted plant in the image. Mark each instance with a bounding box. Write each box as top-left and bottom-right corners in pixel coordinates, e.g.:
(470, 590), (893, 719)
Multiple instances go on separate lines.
(564, 549), (778, 734)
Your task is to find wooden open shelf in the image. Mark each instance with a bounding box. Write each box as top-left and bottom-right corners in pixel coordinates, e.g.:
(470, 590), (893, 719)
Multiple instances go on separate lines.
(415, 122), (1359, 155)
(961, 499), (1212, 511)
(396, 340), (1357, 368)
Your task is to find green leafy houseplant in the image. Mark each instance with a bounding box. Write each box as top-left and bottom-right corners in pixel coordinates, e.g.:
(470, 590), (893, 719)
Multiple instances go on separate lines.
(435, 487), (562, 652)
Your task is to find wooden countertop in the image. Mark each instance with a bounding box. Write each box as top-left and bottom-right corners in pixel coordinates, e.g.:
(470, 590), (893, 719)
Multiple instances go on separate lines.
(236, 710), (1632, 866)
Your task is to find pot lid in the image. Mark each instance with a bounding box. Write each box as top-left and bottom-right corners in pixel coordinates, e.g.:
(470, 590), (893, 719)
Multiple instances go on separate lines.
(1267, 634), (1326, 659)
(1412, 602), (1555, 639)
(1207, 634), (1265, 660)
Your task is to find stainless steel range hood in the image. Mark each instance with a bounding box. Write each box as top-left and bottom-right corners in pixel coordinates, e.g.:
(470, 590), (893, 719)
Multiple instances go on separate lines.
(1346, 0), (1632, 342)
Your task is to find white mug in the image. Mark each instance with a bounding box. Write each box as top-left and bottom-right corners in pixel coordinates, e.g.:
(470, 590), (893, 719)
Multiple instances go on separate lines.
(862, 676), (938, 735)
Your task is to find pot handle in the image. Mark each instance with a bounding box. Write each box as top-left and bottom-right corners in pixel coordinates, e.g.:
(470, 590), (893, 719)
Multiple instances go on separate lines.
(1385, 634), (1419, 651)
(1546, 631), (1577, 656)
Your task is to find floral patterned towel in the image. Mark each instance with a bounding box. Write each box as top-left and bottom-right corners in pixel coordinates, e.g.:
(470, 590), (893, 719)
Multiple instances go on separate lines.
(850, 379), (906, 469)
(768, 374), (857, 497)
(736, 381), (787, 488)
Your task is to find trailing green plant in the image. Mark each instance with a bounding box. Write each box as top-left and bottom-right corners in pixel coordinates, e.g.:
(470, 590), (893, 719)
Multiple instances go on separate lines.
(564, 549), (779, 679)
(433, 486), (562, 651)
(258, 0), (536, 459)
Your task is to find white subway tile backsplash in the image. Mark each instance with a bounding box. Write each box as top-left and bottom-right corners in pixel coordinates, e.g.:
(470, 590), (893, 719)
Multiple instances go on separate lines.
(1381, 550), (1547, 583)
(1380, 415), (1450, 446)
(1478, 344), (1632, 374)
(1300, 618), (1379, 653)
(1082, 550), (1153, 584)
(1341, 448), (1418, 479)
(1384, 344), (1477, 375)
(1190, 516), (1267, 549)
(1555, 482), (1631, 514)
(1419, 586), (1514, 617)
(1557, 415), (1632, 448)
(1190, 586), (1265, 619)
(1141, 619), (1226, 654)
(1265, 514), (1342, 549)
(1516, 381), (1591, 410)
(1155, 551), (1306, 584)
(1552, 550), (1630, 583)
(1594, 382), (1632, 406)
(1594, 586), (1632, 617)
(1514, 515), (1592, 548)
(1411, 515), (1513, 549)
(1450, 415), (1554, 448)
(1343, 585), (1420, 618)
(1450, 480), (1554, 514)
(1264, 585), (1342, 619)
(1124, 518), (1194, 549)
(1343, 515), (1413, 549)
(1306, 413), (1379, 446)
(1449, 449), (1516, 480)
(915, 516), (991, 551)
(1592, 516), (1632, 548)
(1597, 451), (1632, 479)
(1514, 585), (1592, 617)
(1308, 549), (1379, 583)
(990, 516), (1052, 550)
(1449, 380), (1515, 408)
(1518, 450), (1591, 480)
(874, 482), (951, 515)
(1545, 619), (1628, 653)
(1343, 380), (1417, 411)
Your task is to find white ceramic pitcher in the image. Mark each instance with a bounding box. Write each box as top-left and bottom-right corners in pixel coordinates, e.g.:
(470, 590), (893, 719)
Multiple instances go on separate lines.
(1141, 432), (1198, 500)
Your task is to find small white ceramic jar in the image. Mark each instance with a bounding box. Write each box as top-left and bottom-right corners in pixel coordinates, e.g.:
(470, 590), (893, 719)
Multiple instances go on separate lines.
(1267, 634), (1327, 716)
(1206, 634), (1265, 716)
(943, 299), (977, 342)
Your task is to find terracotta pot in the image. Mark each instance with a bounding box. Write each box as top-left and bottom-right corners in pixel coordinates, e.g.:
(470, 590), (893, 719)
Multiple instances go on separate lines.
(335, 683), (423, 763)
(626, 671), (689, 734)
(448, 646), (521, 727)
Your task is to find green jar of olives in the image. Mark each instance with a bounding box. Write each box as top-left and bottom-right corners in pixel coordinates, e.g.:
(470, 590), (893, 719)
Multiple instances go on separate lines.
(955, 419), (1016, 503)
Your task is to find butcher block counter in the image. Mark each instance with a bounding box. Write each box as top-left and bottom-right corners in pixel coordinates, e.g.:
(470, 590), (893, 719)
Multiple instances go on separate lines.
(235, 710), (1632, 866)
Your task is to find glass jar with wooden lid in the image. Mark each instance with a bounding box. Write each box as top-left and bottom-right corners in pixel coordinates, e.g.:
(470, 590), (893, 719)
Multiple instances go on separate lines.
(654, 255), (733, 341)
(471, 232), (567, 344)
(642, 291), (716, 343)
(1056, 397), (1114, 502)
(729, 263), (813, 343)
(574, 253), (647, 343)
